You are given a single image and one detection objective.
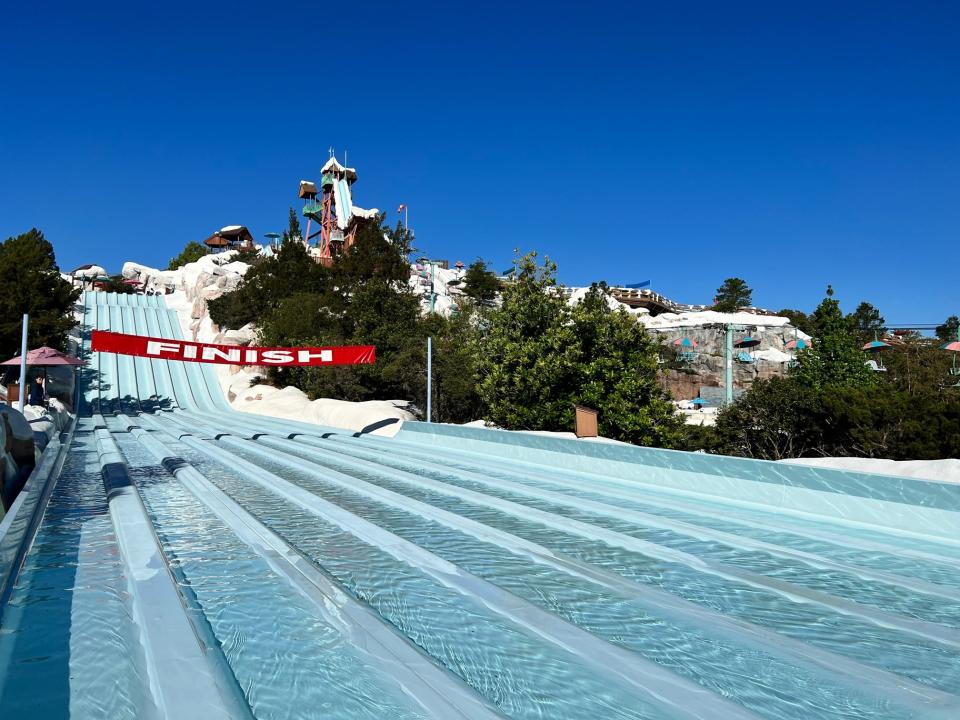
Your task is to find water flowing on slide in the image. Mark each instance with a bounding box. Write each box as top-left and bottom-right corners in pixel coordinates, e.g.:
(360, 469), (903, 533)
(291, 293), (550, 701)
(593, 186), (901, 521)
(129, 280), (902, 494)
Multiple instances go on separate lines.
(0, 291), (958, 720)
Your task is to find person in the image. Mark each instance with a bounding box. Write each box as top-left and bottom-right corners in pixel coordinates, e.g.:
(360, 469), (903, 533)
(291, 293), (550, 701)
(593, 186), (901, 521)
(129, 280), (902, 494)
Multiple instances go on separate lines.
(28, 375), (46, 407)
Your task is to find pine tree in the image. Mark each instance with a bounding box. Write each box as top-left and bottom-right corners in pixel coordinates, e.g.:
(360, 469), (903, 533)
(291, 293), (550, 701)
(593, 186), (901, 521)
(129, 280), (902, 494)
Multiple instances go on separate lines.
(792, 287), (876, 391)
(712, 277), (753, 312)
(461, 259), (500, 303)
(936, 315), (959, 343)
(847, 301), (886, 341)
(283, 207), (302, 244)
(0, 229), (80, 356)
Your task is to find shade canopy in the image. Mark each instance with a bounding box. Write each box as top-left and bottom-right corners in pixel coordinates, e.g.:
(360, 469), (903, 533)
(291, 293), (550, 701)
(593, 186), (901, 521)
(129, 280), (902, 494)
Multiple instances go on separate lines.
(1, 346), (84, 366)
(942, 341), (960, 352)
(673, 337), (697, 348)
(862, 340), (890, 351)
(785, 338), (809, 350)
(734, 336), (761, 348)
(692, 397), (709, 405)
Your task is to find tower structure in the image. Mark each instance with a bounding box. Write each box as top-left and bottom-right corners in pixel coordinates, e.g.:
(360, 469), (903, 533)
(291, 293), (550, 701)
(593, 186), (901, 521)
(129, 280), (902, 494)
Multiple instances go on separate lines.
(299, 154), (377, 265)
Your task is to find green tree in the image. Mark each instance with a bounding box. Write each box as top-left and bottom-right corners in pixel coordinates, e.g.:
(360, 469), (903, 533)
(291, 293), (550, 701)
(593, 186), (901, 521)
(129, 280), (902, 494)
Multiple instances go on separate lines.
(0, 229), (80, 356)
(792, 288), (876, 391)
(566, 284), (683, 446)
(167, 240), (208, 270)
(478, 255), (681, 446)
(936, 315), (959, 343)
(713, 377), (826, 459)
(881, 335), (954, 395)
(461, 259), (500, 303)
(847, 301), (886, 341)
(777, 308), (814, 335)
(712, 277), (753, 313)
(256, 215), (484, 421)
(283, 207), (302, 244)
(208, 239), (329, 330)
(477, 252), (573, 431)
(821, 386), (960, 460)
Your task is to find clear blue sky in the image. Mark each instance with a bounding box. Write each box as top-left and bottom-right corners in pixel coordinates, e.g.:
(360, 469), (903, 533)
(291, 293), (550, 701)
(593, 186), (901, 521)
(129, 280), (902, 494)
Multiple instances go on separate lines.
(1, 1), (957, 324)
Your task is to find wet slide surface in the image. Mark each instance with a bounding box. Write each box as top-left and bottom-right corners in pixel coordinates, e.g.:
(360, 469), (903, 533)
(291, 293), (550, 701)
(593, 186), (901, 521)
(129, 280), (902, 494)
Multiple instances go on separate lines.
(0, 291), (958, 719)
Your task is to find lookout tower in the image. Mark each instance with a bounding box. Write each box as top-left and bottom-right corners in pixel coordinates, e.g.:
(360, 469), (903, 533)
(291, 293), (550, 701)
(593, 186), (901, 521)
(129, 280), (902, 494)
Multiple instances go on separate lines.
(299, 154), (377, 265)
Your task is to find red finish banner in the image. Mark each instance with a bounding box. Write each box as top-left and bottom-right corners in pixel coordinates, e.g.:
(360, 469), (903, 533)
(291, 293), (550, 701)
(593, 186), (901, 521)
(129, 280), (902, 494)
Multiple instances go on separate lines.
(91, 331), (375, 367)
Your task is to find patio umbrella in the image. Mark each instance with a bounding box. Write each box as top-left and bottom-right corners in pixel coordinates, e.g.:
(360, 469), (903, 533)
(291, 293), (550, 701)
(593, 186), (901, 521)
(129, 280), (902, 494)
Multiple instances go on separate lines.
(692, 397), (709, 406)
(673, 337), (698, 348)
(1, 346), (84, 367)
(123, 279), (143, 285)
(784, 338), (809, 350)
(862, 340), (890, 351)
(734, 336), (761, 348)
(941, 341), (960, 352)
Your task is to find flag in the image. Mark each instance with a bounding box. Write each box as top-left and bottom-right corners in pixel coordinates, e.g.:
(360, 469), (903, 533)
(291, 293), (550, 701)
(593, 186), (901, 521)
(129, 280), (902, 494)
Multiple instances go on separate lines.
(397, 204), (406, 212)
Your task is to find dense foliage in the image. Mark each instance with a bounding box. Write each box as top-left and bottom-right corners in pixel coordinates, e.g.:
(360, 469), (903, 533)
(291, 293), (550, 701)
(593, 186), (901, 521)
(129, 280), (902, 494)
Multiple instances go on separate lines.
(705, 287), (959, 461)
(937, 315), (959, 343)
(791, 290), (877, 391)
(712, 277), (752, 312)
(847, 301), (885, 341)
(167, 241), (208, 270)
(0, 229), (79, 356)
(214, 215), (482, 423)
(461, 259), (500, 303)
(209, 240), (330, 330)
(477, 254), (682, 446)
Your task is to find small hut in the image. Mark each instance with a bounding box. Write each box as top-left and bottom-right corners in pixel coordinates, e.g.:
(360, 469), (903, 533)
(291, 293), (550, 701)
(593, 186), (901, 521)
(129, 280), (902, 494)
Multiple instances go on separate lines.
(204, 225), (254, 252)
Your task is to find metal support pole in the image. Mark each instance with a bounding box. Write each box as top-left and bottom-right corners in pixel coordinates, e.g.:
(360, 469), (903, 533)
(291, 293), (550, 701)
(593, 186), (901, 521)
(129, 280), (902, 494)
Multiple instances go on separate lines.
(426, 336), (433, 423)
(429, 262), (436, 314)
(724, 325), (734, 406)
(18, 314), (28, 411)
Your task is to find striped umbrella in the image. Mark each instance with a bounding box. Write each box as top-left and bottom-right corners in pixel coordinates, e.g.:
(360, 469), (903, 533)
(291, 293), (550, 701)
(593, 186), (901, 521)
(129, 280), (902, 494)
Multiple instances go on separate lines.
(673, 337), (697, 348)
(862, 340), (890, 352)
(785, 338), (809, 350)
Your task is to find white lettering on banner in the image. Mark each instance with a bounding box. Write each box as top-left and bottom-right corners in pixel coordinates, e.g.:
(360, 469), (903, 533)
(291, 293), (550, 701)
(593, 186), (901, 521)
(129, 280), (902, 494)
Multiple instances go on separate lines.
(96, 331), (373, 367)
(260, 350), (295, 364)
(297, 349), (333, 364)
(202, 346), (242, 363)
(146, 340), (183, 357)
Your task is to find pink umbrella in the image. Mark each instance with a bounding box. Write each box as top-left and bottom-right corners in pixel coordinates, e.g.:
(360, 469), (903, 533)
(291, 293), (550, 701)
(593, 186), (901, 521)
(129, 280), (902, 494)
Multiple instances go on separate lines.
(942, 341), (960, 352)
(1, 346), (84, 367)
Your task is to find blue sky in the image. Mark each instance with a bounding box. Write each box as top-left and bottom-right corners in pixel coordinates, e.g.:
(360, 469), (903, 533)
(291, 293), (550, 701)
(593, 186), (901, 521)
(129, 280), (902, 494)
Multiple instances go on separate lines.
(1, 1), (957, 324)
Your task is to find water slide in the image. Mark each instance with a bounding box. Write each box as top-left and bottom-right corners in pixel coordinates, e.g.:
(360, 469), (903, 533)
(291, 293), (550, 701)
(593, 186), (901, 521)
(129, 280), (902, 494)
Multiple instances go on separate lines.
(0, 291), (958, 719)
(334, 178), (353, 230)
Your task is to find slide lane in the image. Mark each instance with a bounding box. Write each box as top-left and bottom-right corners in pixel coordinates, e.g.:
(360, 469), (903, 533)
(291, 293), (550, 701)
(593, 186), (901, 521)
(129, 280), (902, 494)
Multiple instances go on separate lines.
(3, 290), (957, 720)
